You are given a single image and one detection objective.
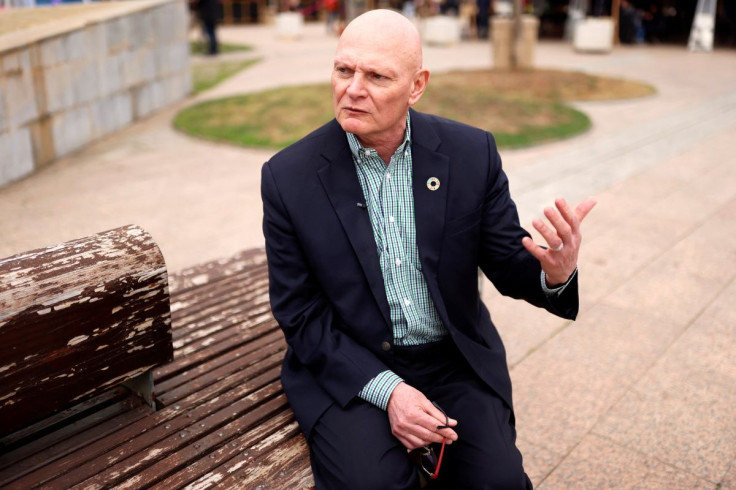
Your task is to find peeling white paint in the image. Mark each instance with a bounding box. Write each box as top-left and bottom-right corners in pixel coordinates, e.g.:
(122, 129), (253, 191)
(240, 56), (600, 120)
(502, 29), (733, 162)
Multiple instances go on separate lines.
(96, 345), (109, 351)
(228, 460), (248, 473)
(0, 391), (17, 402)
(134, 319), (153, 332)
(112, 306), (123, 315)
(143, 447), (163, 461)
(41, 289), (83, 307)
(68, 335), (89, 346)
(37, 308), (52, 315)
(0, 363), (16, 373)
(137, 267), (167, 282)
(191, 274), (209, 286)
(184, 472), (224, 490)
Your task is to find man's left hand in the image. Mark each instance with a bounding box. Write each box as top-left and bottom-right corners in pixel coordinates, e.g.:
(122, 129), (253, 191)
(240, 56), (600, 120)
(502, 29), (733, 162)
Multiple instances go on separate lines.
(521, 197), (597, 286)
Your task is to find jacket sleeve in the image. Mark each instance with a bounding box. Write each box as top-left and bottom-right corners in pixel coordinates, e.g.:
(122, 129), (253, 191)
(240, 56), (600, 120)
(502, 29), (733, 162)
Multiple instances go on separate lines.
(478, 132), (579, 320)
(261, 161), (391, 407)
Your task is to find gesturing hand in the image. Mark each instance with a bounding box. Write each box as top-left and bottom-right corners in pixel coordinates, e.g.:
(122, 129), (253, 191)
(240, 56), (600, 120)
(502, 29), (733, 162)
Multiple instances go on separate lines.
(521, 197), (597, 286)
(386, 382), (458, 450)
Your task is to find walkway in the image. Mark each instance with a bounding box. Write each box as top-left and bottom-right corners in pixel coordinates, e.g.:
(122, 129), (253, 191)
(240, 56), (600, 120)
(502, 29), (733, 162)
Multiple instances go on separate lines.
(0, 22), (734, 488)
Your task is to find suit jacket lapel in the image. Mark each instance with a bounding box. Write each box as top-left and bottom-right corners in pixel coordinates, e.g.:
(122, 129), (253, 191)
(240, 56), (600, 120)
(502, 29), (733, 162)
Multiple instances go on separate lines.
(410, 110), (450, 281)
(317, 122), (392, 327)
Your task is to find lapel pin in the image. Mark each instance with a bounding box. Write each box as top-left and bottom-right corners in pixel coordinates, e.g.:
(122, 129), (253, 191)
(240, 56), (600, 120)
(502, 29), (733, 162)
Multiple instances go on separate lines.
(426, 177), (440, 191)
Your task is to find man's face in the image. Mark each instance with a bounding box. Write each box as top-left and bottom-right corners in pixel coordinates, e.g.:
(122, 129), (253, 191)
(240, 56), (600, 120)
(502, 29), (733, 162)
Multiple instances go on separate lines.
(331, 34), (422, 146)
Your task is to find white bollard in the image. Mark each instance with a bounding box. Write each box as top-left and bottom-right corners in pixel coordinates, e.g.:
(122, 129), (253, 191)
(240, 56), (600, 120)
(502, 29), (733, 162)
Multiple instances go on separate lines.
(276, 12), (304, 40)
(422, 15), (461, 46)
(573, 17), (614, 53)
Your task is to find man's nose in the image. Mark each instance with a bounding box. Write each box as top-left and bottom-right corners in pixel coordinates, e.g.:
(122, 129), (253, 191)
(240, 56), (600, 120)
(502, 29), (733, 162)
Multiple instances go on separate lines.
(346, 74), (366, 97)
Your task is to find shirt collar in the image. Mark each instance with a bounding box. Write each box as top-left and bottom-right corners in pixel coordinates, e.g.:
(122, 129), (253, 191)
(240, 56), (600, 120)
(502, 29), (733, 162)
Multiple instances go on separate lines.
(346, 112), (412, 161)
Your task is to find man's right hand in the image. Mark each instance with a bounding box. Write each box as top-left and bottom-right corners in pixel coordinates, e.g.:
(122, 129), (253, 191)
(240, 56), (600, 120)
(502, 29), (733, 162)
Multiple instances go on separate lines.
(386, 382), (458, 450)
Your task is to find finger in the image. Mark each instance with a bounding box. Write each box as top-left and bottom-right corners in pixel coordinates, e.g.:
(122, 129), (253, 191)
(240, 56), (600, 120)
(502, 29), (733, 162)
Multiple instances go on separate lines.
(543, 207), (572, 243)
(555, 198), (579, 232)
(420, 410), (457, 442)
(534, 216), (564, 249)
(401, 434), (426, 451)
(522, 236), (548, 263)
(574, 197), (597, 224)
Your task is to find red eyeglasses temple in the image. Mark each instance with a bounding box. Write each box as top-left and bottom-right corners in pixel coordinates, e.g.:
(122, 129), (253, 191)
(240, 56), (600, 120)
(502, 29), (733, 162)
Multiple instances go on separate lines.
(430, 439), (447, 480)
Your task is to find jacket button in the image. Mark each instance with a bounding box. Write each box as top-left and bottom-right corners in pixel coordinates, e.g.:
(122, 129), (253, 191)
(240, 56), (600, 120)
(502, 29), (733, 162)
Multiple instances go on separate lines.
(381, 341), (391, 352)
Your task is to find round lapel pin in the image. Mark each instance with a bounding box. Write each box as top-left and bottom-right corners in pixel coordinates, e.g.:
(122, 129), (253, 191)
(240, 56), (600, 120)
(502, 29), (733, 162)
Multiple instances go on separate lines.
(426, 177), (440, 191)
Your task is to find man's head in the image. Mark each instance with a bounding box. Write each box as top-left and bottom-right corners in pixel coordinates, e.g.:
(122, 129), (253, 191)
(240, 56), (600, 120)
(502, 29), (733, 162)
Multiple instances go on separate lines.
(332, 9), (430, 150)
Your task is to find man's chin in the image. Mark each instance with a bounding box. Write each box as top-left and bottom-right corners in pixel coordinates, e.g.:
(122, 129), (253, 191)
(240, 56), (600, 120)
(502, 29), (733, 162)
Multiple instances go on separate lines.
(337, 118), (367, 136)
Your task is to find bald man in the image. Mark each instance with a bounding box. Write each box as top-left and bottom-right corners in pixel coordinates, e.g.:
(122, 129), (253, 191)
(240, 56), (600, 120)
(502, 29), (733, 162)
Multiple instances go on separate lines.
(262, 9), (595, 489)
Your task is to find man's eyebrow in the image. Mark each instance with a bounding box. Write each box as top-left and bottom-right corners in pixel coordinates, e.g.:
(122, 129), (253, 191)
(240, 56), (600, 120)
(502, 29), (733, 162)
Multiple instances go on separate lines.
(334, 58), (397, 76)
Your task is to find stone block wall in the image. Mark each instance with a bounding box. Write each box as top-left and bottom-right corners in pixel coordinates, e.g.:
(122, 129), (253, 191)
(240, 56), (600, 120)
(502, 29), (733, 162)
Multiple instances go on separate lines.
(0, 0), (192, 188)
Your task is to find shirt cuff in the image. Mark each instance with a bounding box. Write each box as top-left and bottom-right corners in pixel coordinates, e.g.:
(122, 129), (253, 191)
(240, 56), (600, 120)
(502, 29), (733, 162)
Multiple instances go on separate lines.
(358, 370), (404, 410)
(541, 267), (578, 296)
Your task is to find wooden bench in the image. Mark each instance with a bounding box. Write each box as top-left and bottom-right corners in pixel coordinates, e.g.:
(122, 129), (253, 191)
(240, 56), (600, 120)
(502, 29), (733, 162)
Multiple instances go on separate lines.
(0, 227), (314, 488)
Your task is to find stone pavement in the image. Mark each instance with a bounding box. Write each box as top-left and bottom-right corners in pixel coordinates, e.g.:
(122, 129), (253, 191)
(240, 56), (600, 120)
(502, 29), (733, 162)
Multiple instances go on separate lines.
(1, 22), (734, 488)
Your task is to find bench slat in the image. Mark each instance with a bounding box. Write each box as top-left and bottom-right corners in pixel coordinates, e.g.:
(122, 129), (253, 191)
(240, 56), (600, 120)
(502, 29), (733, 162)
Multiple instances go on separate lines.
(156, 334), (285, 406)
(110, 395), (292, 489)
(148, 408), (298, 489)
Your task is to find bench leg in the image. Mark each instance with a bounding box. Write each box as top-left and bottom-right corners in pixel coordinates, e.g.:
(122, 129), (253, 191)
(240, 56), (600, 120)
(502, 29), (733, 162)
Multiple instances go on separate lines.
(122, 370), (156, 409)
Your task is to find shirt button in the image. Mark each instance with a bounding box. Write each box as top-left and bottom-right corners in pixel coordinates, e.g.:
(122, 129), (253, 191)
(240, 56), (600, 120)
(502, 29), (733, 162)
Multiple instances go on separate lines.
(389, 216), (395, 223)
(395, 258), (402, 266)
(364, 150), (370, 156)
(385, 173), (391, 179)
(404, 298), (411, 306)
(381, 341), (391, 352)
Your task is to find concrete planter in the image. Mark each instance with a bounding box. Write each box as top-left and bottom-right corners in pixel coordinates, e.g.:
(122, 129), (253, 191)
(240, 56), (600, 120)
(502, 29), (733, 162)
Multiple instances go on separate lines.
(422, 15), (461, 46)
(491, 15), (539, 70)
(275, 12), (304, 40)
(573, 17), (614, 53)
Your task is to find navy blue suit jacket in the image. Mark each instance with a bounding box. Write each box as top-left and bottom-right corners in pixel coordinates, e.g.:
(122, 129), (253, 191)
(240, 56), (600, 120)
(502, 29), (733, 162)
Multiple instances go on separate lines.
(261, 109), (579, 437)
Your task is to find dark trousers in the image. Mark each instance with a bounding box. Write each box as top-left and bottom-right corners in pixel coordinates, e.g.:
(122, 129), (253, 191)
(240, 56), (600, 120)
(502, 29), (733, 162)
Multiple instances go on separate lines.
(308, 339), (533, 489)
(201, 19), (218, 55)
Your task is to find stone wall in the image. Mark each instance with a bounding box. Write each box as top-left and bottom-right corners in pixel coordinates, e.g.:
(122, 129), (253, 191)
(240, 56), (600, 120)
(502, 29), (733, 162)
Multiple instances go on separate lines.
(0, 0), (191, 188)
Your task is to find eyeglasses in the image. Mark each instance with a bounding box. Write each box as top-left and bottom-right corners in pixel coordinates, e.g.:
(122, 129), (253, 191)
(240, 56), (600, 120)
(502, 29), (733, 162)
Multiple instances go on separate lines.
(408, 402), (449, 480)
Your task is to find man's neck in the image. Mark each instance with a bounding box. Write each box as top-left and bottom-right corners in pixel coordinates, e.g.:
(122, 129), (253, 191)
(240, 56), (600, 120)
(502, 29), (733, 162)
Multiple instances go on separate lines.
(357, 127), (406, 165)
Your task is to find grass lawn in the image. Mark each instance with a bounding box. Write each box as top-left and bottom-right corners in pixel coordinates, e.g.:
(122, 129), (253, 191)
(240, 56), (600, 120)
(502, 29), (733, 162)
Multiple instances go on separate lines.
(190, 41), (253, 56)
(191, 58), (262, 94)
(174, 69), (655, 150)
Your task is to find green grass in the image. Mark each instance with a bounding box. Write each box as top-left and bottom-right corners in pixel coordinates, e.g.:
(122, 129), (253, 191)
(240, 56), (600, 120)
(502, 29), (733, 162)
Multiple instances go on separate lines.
(175, 69), (654, 150)
(191, 58), (261, 94)
(189, 41), (253, 56)
(175, 84), (334, 146)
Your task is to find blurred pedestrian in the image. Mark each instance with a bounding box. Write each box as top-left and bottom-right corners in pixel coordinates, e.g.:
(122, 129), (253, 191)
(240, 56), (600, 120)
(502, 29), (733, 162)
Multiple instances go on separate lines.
(324, 0), (340, 34)
(196, 0), (219, 55)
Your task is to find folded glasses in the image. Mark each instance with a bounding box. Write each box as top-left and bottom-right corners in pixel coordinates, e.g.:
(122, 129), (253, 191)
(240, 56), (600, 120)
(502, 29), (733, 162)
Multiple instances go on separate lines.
(408, 402), (449, 480)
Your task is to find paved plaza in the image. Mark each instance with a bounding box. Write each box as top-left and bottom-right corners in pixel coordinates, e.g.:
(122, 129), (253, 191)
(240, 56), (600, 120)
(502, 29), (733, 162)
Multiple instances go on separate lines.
(0, 22), (734, 488)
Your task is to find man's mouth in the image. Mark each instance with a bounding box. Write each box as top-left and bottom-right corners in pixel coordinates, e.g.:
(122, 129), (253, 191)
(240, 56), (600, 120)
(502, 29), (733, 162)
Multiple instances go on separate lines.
(344, 107), (367, 114)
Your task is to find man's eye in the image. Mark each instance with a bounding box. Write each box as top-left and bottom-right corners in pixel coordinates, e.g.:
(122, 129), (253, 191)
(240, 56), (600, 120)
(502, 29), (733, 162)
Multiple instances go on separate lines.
(372, 73), (385, 80)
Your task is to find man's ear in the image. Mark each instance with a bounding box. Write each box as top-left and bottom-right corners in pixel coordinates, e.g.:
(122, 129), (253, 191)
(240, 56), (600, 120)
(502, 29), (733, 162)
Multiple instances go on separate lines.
(408, 69), (430, 106)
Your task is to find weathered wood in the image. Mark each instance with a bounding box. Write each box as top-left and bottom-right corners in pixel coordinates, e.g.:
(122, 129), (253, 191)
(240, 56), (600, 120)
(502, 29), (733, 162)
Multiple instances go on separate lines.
(0, 225), (173, 436)
(149, 408), (298, 489)
(0, 247), (316, 489)
(0, 392), (150, 485)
